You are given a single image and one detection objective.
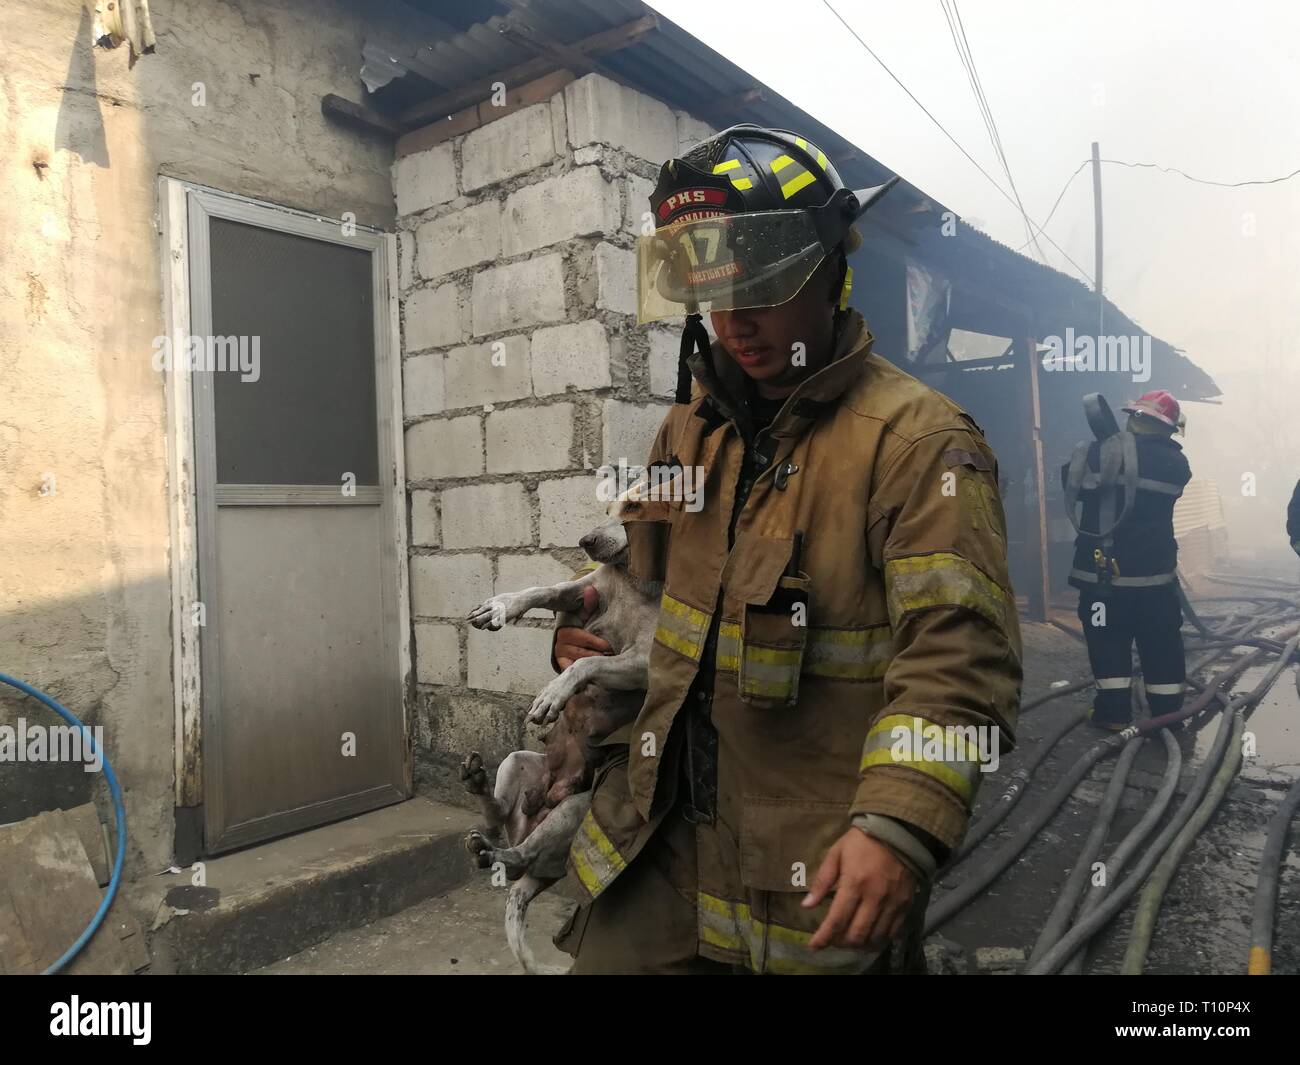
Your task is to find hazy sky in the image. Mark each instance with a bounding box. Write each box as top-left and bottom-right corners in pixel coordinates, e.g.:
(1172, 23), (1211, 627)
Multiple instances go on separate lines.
(648, 0), (1300, 558)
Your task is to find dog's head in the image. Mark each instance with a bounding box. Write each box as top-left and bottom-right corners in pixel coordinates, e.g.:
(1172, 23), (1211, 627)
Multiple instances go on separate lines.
(578, 490), (642, 565)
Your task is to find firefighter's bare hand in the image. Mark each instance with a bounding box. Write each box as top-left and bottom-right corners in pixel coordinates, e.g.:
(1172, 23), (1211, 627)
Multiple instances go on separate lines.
(554, 585), (610, 670)
(803, 828), (916, 951)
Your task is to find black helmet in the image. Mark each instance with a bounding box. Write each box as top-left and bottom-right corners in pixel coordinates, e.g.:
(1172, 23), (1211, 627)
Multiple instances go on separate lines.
(635, 124), (897, 401)
(637, 124), (897, 324)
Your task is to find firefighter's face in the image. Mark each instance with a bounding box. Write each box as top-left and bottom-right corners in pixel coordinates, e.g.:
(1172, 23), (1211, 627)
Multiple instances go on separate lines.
(711, 256), (838, 396)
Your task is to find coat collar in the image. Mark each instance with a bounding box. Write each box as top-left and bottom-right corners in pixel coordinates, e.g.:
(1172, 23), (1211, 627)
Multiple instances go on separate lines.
(685, 309), (875, 440)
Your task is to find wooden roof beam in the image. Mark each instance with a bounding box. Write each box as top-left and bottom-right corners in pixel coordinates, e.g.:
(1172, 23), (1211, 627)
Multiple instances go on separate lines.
(398, 13), (658, 129)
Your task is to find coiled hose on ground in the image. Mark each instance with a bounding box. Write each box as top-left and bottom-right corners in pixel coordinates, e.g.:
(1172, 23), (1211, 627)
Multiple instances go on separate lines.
(0, 672), (126, 974)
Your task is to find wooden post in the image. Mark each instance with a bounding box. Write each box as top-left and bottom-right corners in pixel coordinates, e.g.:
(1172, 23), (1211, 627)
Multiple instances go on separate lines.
(1027, 335), (1051, 620)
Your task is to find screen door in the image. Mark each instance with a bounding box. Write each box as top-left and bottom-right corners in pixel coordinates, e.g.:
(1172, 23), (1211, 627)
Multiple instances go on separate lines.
(186, 190), (406, 853)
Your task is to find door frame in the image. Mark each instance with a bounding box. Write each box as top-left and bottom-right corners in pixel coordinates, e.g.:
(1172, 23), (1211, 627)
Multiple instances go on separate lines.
(158, 177), (411, 852)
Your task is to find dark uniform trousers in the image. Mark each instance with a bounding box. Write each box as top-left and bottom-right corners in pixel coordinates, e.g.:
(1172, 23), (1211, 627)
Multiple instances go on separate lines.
(1077, 584), (1186, 718)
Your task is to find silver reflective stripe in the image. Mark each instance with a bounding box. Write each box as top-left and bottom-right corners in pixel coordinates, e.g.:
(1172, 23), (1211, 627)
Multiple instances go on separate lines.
(803, 625), (892, 681)
(698, 893), (879, 974)
(1144, 682), (1184, 695)
(1069, 567), (1176, 587)
(859, 714), (982, 804)
(717, 622), (891, 682)
(1079, 473), (1182, 496)
(1096, 677), (1132, 690)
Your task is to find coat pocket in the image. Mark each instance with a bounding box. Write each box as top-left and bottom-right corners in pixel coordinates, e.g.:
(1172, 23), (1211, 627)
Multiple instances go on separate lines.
(737, 573), (810, 710)
(740, 797), (845, 892)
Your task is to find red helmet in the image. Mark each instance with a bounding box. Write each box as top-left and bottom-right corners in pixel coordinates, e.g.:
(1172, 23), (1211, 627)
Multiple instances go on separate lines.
(1122, 389), (1180, 430)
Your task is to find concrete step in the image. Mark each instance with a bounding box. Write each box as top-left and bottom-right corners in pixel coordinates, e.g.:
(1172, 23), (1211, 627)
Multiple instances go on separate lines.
(249, 870), (577, 974)
(130, 797), (478, 974)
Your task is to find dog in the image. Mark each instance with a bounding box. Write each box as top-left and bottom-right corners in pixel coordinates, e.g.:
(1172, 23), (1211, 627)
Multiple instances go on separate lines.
(462, 486), (662, 973)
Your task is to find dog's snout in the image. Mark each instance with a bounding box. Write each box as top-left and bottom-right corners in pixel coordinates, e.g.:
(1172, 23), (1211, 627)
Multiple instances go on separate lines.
(578, 532), (595, 552)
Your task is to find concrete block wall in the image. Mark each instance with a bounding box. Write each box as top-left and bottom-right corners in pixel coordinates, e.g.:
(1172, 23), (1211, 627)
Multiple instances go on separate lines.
(394, 74), (715, 795)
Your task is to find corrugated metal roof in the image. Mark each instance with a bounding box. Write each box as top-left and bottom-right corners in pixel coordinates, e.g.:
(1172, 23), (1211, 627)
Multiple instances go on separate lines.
(363, 0), (1217, 399)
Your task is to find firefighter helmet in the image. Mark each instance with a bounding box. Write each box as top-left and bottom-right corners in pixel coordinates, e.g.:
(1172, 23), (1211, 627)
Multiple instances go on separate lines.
(635, 123), (898, 324)
(1122, 389), (1181, 430)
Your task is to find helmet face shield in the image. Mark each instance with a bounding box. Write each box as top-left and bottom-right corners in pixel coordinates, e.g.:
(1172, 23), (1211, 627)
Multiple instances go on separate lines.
(635, 209), (828, 324)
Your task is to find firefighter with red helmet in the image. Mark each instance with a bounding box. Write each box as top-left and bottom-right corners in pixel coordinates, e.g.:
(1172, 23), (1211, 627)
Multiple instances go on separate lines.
(1062, 389), (1192, 730)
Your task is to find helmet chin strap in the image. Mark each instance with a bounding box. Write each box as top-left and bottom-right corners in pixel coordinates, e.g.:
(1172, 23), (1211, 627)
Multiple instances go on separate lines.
(675, 311), (713, 405)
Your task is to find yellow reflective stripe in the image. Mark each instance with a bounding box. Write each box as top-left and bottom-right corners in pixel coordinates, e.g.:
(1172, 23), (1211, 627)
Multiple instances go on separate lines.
(770, 154), (795, 173)
(884, 551), (1008, 632)
(804, 624), (891, 680)
(864, 713), (983, 763)
(794, 136), (828, 170)
(717, 620), (741, 671)
(714, 624), (890, 681)
(743, 644), (803, 667)
(654, 592), (710, 662)
(838, 264), (853, 311)
(712, 158), (741, 173)
(698, 893), (875, 973)
(730, 177), (753, 190)
(569, 809), (626, 898)
(781, 170), (817, 199)
(859, 713), (981, 803)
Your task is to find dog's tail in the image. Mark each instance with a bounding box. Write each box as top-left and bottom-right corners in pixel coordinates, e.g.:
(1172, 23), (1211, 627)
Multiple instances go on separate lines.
(506, 875), (570, 975)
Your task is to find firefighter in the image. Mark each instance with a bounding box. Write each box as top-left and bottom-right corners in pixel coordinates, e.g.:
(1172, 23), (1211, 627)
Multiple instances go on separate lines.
(551, 124), (1022, 974)
(1063, 390), (1192, 730)
(1288, 479), (1300, 557)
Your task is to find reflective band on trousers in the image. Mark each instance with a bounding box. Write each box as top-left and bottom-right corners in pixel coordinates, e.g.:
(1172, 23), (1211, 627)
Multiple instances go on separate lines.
(1069, 568), (1176, 587)
(1095, 677), (1132, 690)
(858, 713), (982, 804)
(698, 892), (879, 974)
(569, 809), (626, 899)
(715, 620), (892, 681)
(884, 552), (1008, 632)
(1144, 682), (1184, 695)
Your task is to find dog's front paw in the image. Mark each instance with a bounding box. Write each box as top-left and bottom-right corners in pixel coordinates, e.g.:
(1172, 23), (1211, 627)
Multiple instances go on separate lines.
(468, 593), (517, 630)
(527, 680), (568, 726)
(460, 751), (488, 795)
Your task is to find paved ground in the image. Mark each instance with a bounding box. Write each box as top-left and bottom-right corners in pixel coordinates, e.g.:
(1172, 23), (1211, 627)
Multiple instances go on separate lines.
(250, 613), (1300, 975)
(251, 874), (576, 975)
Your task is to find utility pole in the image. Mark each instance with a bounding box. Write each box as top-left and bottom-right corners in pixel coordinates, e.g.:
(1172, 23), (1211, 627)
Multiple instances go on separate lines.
(1091, 141), (1104, 338)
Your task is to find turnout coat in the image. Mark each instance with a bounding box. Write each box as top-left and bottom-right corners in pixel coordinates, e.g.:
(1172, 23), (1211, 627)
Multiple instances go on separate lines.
(567, 309), (1023, 973)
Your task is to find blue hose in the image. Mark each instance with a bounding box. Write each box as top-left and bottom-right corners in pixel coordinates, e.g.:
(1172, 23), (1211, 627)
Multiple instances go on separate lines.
(0, 672), (127, 974)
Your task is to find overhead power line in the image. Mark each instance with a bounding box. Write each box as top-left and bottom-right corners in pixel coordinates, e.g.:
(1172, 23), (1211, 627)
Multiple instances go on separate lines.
(1099, 159), (1300, 187)
(940, 0), (1048, 263)
(820, 0), (1095, 285)
(1018, 157), (1300, 252)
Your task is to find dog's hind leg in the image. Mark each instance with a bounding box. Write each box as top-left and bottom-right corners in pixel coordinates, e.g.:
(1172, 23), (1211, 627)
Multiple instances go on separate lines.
(474, 790), (592, 883)
(465, 751), (547, 866)
(460, 751), (508, 836)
